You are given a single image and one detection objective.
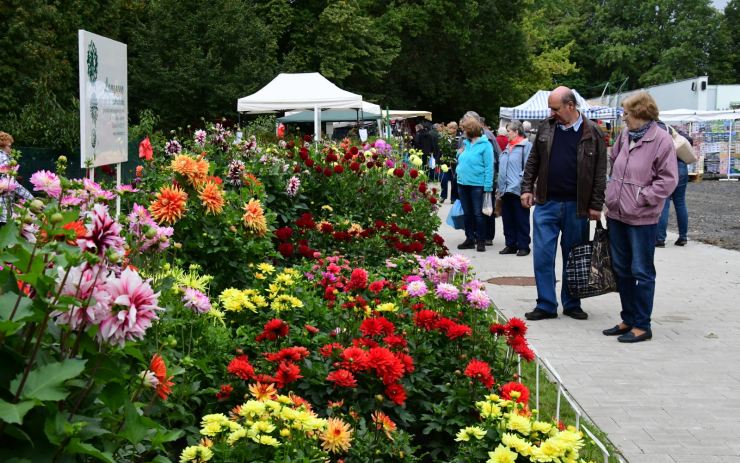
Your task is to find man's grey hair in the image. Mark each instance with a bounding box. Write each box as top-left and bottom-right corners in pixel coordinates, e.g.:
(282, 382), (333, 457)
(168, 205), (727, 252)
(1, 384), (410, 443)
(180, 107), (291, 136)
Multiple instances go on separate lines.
(522, 120), (532, 132)
(561, 90), (578, 108)
(506, 120), (525, 137)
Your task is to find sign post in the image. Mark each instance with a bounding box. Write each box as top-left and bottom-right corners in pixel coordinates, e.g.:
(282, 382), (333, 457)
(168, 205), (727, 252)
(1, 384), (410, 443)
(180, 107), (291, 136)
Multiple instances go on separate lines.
(78, 30), (128, 216)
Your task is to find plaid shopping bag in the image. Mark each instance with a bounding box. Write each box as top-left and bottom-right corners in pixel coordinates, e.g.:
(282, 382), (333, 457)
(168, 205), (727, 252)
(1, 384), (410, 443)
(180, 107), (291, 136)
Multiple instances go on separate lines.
(565, 221), (618, 299)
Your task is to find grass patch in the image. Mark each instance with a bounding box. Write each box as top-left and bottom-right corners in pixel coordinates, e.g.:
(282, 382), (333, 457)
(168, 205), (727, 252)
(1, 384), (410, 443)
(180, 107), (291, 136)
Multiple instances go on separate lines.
(519, 358), (623, 462)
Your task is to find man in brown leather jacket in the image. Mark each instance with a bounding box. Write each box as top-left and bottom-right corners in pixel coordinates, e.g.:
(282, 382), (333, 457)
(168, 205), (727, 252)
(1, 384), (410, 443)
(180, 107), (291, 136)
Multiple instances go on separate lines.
(520, 87), (607, 321)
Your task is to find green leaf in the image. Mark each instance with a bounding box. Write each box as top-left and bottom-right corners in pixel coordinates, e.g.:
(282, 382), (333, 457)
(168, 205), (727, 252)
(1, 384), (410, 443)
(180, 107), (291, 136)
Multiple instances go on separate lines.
(10, 359), (87, 401)
(65, 438), (115, 463)
(120, 402), (148, 444)
(0, 221), (19, 248)
(0, 293), (33, 321)
(151, 428), (184, 447)
(151, 457), (173, 463)
(0, 320), (23, 335)
(0, 399), (35, 424)
(99, 382), (127, 411)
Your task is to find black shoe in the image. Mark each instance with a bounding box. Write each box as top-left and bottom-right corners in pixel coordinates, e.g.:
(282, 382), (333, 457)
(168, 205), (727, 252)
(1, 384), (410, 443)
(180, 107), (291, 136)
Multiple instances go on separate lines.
(563, 308), (588, 320)
(655, 241), (665, 248)
(603, 325), (632, 336)
(476, 241), (486, 252)
(675, 238), (687, 246)
(484, 240), (493, 246)
(617, 329), (652, 343)
(525, 308), (557, 320)
(457, 240), (475, 250)
(516, 249), (530, 257)
(499, 246), (517, 255)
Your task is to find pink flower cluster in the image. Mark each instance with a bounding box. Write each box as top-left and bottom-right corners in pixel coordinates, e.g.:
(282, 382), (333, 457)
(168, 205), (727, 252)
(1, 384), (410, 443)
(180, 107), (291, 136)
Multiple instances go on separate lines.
(182, 287), (211, 313)
(30, 170), (62, 198)
(52, 266), (163, 347)
(127, 203), (174, 252)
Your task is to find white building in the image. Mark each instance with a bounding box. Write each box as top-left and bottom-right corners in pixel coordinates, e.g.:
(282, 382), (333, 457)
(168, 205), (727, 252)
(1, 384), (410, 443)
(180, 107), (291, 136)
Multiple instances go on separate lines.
(587, 76), (740, 111)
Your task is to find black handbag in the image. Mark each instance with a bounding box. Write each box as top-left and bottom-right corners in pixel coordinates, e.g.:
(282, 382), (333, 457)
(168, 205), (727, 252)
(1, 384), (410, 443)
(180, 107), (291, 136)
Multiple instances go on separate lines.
(565, 221), (618, 299)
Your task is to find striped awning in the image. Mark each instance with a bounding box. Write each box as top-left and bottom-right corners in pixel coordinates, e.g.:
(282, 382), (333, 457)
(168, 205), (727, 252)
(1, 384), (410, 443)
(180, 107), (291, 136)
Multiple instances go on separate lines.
(500, 90), (622, 121)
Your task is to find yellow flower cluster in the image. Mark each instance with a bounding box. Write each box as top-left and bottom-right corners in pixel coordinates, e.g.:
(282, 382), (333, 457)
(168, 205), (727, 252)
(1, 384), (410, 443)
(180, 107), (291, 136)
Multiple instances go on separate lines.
(182, 393), (351, 461)
(218, 267), (304, 314)
(458, 394), (588, 463)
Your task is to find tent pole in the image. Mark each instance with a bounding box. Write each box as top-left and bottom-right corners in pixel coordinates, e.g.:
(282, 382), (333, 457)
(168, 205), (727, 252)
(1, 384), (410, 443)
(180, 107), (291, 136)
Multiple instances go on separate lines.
(314, 106), (320, 142)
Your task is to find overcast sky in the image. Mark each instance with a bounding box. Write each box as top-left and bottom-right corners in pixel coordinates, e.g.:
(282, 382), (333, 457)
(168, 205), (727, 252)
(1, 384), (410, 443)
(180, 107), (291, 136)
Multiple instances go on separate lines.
(713, 0), (728, 10)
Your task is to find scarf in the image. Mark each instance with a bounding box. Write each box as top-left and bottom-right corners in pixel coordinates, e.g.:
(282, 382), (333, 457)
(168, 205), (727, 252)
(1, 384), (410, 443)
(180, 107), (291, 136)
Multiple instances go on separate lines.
(506, 136), (526, 151)
(628, 120), (654, 142)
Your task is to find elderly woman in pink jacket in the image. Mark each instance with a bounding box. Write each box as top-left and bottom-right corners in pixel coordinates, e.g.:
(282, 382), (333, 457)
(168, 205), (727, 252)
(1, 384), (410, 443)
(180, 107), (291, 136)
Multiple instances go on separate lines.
(603, 92), (678, 343)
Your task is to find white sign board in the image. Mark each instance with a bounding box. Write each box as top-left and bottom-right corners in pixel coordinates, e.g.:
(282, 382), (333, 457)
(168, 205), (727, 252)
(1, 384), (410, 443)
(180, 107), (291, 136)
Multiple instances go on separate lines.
(78, 30), (128, 168)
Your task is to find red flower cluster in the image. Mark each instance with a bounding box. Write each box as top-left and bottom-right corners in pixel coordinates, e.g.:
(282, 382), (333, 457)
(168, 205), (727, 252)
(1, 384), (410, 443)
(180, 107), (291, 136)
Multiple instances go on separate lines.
(413, 309), (471, 340)
(500, 381), (530, 405)
(264, 346), (310, 363)
(464, 359), (495, 389)
(359, 316), (395, 337)
(490, 318), (535, 361)
(216, 384), (233, 400)
(227, 355), (255, 380)
(256, 318), (290, 342)
(347, 268), (368, 291)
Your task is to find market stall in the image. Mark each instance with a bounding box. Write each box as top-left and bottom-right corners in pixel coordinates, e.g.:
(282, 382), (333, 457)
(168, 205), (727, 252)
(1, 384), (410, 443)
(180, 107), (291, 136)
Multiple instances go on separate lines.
(237, 72), (363, 140)
(499, 90), (622, 122)
(660, 109), (740, 179)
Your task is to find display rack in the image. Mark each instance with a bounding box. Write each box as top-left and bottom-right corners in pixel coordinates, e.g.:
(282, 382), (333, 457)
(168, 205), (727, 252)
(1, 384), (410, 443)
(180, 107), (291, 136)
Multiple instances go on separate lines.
(690, 119), (739, 179)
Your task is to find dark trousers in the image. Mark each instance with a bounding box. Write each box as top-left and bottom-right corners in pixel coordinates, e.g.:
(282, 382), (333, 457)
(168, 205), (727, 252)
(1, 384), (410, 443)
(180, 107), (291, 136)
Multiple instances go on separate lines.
(501, 193), (531, 250)
(457, 184), (486, 242)
(607, 218), (657, 331)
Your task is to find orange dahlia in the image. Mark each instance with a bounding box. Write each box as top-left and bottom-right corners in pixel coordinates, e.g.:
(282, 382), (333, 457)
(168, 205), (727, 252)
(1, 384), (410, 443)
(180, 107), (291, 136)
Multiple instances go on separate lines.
(171, 154), (209, 186)
(321, 417), (353, 454)
(149, 354), (174, 400)
(248, 382), (277, 401)
(150, 185), (188, 224)
(371, 410), (397, 440)
(242, 198), (267, 236)
(198, 181), (224, 215)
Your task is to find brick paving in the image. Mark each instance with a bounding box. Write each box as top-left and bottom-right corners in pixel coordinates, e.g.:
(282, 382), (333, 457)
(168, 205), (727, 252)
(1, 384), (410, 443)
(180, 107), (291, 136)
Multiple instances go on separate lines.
(436, 201), (740, 462)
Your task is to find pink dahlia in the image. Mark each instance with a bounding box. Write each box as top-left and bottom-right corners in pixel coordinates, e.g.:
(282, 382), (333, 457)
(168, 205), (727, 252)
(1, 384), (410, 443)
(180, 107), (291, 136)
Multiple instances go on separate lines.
(466, 289), (491, 310)
(30, 170), (62, 198)
(78, 203), (125, 258)
(83, 178), (116, 201)
(52, 263), (111, 330)
(435, 283), (459, 301)
(97, 268), (162, 346)
(182, 287), (211, 313)
(406, 280), (428, 298)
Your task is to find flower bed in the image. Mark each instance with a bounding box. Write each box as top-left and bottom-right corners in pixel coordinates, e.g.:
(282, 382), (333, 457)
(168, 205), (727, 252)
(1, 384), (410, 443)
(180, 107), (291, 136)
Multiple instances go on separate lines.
(0, 126), (593, 462)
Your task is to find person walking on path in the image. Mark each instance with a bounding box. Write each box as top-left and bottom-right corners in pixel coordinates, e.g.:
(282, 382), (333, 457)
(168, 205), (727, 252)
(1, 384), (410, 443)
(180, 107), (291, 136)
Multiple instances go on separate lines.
(603, 92), (678, 343)
(520, 87), (607, 321)
(456, 115), (494, 252)
(656, 129), (691, 247)
(498, 120), (532, 256)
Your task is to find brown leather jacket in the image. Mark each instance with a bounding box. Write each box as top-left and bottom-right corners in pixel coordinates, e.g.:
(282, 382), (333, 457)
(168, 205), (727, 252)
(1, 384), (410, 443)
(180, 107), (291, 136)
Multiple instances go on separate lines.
(521, 116), (607, 217)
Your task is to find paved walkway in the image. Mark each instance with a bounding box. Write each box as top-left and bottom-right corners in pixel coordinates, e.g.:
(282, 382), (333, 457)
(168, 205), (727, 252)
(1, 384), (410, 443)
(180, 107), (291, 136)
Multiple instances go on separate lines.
(435, 200), (740, 463)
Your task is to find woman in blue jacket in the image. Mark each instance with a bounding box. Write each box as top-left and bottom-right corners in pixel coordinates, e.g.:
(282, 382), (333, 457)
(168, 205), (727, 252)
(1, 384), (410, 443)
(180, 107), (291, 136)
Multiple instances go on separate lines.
(497, 120), (533, 256)
(456, 115), (494, 252)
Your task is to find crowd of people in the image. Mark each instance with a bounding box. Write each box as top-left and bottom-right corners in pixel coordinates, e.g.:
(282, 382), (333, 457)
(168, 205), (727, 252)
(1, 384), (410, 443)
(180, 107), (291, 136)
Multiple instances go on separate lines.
(434, 87), (690, 344)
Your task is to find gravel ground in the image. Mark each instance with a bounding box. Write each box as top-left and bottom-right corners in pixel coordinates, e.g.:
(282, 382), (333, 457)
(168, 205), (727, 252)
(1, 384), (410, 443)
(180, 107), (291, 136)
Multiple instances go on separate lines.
(665, 178), (740, 251)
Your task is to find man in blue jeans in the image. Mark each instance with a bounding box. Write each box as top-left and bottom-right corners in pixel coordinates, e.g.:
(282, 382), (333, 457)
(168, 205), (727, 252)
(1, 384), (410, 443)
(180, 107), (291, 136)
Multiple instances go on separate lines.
(520, 87), (608, 321)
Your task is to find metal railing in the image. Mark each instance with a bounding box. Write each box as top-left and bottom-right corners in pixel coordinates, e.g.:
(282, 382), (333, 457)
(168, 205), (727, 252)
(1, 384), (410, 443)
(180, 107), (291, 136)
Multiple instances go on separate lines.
(495, 310), (627, 463)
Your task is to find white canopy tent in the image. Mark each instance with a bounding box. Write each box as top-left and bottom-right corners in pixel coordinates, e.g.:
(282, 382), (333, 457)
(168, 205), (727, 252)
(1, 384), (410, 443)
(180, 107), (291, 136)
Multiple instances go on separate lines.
(499, 90), (622, 121)
(387, 110), (433, 121)
(237, 72), (363, 140)
(659, 108), (740, 122)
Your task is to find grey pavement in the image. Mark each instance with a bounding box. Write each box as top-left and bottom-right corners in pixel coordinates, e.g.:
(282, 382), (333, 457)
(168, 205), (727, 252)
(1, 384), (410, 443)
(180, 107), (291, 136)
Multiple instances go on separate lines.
(435, 199), (740, 462)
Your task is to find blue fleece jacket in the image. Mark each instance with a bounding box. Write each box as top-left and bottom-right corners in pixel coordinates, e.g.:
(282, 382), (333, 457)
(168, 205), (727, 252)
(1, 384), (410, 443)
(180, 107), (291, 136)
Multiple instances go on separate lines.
(456, 135), (494, 191)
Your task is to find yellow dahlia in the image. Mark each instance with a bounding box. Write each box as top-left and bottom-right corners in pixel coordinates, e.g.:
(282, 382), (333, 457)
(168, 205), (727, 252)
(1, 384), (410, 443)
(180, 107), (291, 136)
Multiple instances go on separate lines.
(321, 417), (353, 454)
(150, 185), (188, 224)
(198, 181), (224, 215)
(242, 198), (267, 236)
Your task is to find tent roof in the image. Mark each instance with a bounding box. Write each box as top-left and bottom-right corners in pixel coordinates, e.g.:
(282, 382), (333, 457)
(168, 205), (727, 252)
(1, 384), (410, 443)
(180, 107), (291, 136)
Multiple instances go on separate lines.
(659, 108), (740, 122)
(237, 72), (363, 113)
(279, 101), (380, 123)
(387, 110), (432, 121)
(500, 90), (622, 120)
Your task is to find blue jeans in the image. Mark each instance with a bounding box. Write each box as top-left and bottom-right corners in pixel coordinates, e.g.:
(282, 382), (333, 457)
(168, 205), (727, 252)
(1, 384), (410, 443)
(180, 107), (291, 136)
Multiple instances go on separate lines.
(501, 193), (531, 250)
(533, 200), (589, 313)
(607, 218), (657, 331)
(440, 171), (451, 200)
(458, 184), (486, 242)
(657, 161), (688, 241)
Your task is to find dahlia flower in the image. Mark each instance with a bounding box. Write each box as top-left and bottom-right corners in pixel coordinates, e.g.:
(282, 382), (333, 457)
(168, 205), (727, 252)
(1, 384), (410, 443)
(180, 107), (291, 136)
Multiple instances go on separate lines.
(435, 283), (459, 301)
(242, 198), (267, 236)
(321, 418), (353, 454)
(51, 263), (111, 330)
(78, 203), (125, 258)
(96, 268), (162, 346)
(150, 185), (187, 224)
(30, 170), (62, 198)
(286, 176), (300, 197)
(145, 354), (174, 400)
(406, 280), (428, 297)
(83, 178), (116, 201)
(165, 139), (182, 156)
(198, 181), (224, 215)
(194, 129), (207, 147)
(182, 287), (211, 313)
(467, 289), (491, 310)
